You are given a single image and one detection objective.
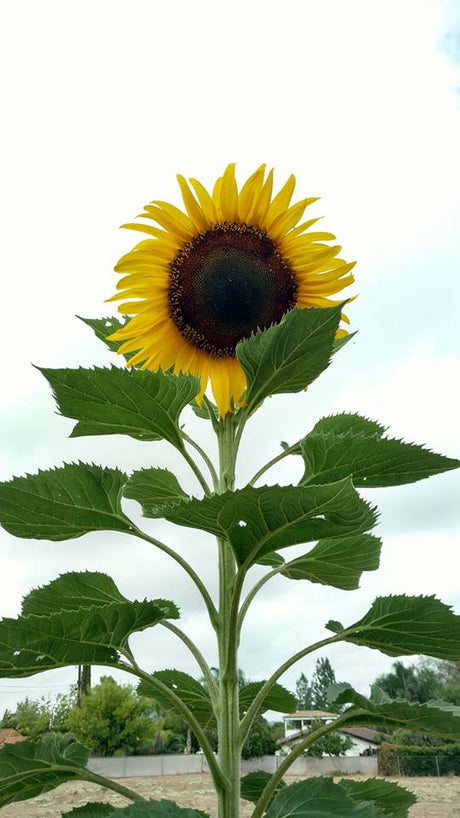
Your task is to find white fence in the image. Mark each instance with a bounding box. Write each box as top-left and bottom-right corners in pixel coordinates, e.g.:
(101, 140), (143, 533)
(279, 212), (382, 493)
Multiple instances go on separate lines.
(87, 754), (378, 779)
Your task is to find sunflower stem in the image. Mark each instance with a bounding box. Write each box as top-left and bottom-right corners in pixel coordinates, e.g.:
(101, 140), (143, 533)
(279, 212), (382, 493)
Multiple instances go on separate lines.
(160, 620), (219, 713)
(216, 412), (242, 818)
(250, 712), (363, 818)
(179, 444), (212, 496)
(182, 430), (219, 490)
(132, 527), (219, 630)
(247, 441), (299, 486)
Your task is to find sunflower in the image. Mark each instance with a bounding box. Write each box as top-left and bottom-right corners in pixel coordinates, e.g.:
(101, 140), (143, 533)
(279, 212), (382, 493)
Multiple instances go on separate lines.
(107, 164), (355, 416)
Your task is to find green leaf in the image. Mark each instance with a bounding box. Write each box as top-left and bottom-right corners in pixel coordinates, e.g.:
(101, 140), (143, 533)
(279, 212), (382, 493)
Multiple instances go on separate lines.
(328, 682), (460, 739)
(257, 552), (286, 567)
(332, 331), (357, 354)
(39, 366), (199, 448)
(266, 777), (385, 817)
(138, 670), (214, 729)
(124, 468), (189, 517)
(79, 315), (134, 360)
(0, 463), (133, 541)
(329, 595), (460, 660)
(164, 480), (377, 565)
(63, 806), (117, 818)
(311, 413), (387, 438)
(236, 305), (342, 413)
(22, 571), (128, 616)
(0, 735), (90, 807)
(300, 428), (460, 488)
(190, 398), (217, 421)
(87, 803), (209, 817)
(239, 682), (297, 715)
(240, 770), (286, 805)
(0, 593), (179, 678)
(280, 533), (381, 590)
(340, 779), (416, 818)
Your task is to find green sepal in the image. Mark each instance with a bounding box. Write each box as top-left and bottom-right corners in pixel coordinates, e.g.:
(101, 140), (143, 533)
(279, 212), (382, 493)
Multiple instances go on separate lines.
(236, 305), (342, 413)
(39, 366), (199, 448)
(0, 463), (133, 540)
(266, 777), (386, 817)
(0, 735), (90, 808)
(327, 682), (460, 739)
(164, 480), (377, 565)
(328, 595), (460, 660)
(240, 770), (286, 805)
(124, 468), (189, 517)
(280, 533), (381, 590)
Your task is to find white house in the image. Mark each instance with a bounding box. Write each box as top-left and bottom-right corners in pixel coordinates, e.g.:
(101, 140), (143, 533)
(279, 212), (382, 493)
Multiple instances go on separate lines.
(279, 710), (384, 757)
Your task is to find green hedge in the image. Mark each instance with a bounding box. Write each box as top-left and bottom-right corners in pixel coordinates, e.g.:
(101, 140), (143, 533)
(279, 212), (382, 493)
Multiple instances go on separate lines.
(379, 741), (460, 776)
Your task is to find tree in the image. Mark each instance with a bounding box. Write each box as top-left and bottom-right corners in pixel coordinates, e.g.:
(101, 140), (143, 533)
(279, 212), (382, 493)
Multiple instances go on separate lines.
(296, 657), (338, 712)
(295, 672), (313, 709)
(311, 658), (336, 710)
(241, 718), (278, 759)
(304, 726), (353, 758)
(1, 698), (49, 739)
(373, 660), (441, 704)
(65, 676), (156, 756)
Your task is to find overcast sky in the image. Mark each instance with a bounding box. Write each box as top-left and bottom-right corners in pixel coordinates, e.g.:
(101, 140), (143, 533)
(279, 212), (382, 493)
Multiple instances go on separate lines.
(1, 0), (459, 719)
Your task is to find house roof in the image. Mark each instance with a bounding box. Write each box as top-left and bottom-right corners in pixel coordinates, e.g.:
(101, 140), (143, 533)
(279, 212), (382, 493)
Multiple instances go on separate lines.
(340, 726), (387, 743)
(279, 724), (386, 746)
(284, 710), (339, 719)
(0, 728), (27, 747)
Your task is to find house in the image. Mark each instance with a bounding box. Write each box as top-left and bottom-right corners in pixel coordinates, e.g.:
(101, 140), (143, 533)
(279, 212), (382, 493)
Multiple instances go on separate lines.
(280, 711), (384, 757)
(0, 728), (27, 748)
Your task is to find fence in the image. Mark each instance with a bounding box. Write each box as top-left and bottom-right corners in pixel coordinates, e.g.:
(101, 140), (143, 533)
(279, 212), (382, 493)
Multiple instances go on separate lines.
(392, 754), (460, 777)
(87, 754), (378, 779)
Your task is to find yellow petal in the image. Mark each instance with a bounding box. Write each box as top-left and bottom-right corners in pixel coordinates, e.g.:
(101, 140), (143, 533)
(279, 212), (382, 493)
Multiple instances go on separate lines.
(219, 163), (239, 221)
(189, 178), (218, 222)
(250, 168), (274, 227)
(268, 198), (319, 241)
(176, 174), (209, 231)
(266, 174), (296, 222)
(237, 165), (266, 221)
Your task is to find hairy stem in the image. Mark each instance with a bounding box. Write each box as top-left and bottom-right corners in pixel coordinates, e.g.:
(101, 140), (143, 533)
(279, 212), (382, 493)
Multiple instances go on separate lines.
(247, 441), (299, 487)
(240, 633), (346, 744)
(133, 527), (219, 630)
(121, 661), (227, 793)
(160, 620), (219, 712)
(179, 444), (212, 496)
(182, 431), (219, 490)
(81, 768), (147, 802)
(251, 712), (364, 818)
(216, 412), (242, 818)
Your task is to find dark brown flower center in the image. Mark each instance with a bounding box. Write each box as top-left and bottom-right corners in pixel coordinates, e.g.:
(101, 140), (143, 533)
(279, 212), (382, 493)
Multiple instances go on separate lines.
(168, 222), (297, 356)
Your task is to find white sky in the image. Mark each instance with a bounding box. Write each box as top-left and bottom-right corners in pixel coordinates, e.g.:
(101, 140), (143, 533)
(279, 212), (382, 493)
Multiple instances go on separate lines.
(0, 0), (459, 718)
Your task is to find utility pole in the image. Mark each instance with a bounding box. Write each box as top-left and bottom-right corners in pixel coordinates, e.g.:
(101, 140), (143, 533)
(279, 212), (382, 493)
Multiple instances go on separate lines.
(77, 665), (92, 707)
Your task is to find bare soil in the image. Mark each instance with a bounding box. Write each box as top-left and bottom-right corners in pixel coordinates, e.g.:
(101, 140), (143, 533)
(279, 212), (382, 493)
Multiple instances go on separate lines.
(1, 774), (460, 817)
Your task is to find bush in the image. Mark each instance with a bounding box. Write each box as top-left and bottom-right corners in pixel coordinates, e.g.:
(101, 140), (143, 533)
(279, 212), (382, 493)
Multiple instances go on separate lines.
(66, 676), (156, 757)
(379, 741), (460, 776)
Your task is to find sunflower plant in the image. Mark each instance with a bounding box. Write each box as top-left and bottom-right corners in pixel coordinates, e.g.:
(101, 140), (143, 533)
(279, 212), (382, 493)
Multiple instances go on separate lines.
(1, 165), (460, 818)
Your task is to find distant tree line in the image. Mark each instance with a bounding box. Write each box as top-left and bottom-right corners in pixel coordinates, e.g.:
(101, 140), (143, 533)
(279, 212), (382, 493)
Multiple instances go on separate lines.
(2, 658), (459, 758)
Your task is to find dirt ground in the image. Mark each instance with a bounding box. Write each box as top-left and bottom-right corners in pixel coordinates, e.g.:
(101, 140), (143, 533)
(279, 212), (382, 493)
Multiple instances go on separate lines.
(1, 773), (460, 817)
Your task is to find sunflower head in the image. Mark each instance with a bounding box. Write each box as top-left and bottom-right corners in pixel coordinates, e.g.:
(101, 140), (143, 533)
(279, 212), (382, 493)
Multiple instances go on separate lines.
(107, 164), (355, 416)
